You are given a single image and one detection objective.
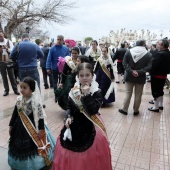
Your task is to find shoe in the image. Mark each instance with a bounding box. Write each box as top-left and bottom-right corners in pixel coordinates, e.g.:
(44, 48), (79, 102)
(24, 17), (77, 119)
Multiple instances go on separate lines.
(116, 81), (120, 84)
(119, 109), (127, 115)
(14, 91), (20, 95)
(149, 100), (154, 104)
(3, 92), (9, 96)
(50, 85), (53, 88)
(101, 103), (107, 107)
(159, 106), (163, 110)
(55, 98), (58, 103)
(148, 107), (159, 112)
(134, 111), (139, 115)
(123, 81), (125, 84)
(45, 86), (49, 89)
(16, 80), (19, 84)
(43, 104), (46, 108)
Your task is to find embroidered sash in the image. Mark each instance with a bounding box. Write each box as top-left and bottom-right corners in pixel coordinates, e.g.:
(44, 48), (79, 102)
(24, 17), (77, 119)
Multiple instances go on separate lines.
(79, 105), (107, 136)
(71, 88), (107, 136)
(98, 59), (112, 80)
(65, 56), (77, 72)
(17, 107), (51, 166)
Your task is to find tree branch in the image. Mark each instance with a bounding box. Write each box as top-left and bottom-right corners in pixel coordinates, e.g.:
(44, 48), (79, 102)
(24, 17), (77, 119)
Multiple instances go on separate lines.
(1, 0), (76, 39)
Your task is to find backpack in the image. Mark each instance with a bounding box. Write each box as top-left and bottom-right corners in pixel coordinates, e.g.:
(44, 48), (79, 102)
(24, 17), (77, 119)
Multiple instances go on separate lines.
(57, 56), (66, 73)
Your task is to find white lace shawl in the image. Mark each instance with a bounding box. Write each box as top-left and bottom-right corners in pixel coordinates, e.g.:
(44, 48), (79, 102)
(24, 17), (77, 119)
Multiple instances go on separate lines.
(16, 82), (46, 131)
(69, 75), (99, 106)
(85, 47), (101, 61)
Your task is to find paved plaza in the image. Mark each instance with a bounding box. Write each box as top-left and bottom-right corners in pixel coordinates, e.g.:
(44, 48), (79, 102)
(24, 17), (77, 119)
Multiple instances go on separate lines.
(0, 68), (170, 170)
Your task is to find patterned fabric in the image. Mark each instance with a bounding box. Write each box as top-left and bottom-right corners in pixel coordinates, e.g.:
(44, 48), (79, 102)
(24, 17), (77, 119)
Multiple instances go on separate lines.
(8, 125), (55, 170)
(60, 115), (96, 152)
(9, 109), (39, 161)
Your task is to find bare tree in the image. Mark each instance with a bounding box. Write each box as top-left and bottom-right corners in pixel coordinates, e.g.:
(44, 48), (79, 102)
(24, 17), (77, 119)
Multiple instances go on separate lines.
(0, 0), (76, 39)
(30, 26), (50, 43)
(0, 15), (3, 32)
(12, 22), (49, 42)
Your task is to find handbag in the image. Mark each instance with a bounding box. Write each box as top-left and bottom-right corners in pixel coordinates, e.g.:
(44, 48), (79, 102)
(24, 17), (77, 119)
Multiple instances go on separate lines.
(6, 42), (19, 69)
(55, 87), (63, 98)
(6, 62), (18, 69)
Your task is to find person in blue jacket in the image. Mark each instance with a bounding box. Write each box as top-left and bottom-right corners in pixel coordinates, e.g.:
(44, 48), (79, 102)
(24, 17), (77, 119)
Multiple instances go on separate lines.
(46, 35), (70, 102)
(10, 33), (44, 89)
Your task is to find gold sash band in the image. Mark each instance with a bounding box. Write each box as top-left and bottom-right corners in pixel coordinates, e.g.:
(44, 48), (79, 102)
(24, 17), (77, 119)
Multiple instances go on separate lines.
(18, 108), (51, 166)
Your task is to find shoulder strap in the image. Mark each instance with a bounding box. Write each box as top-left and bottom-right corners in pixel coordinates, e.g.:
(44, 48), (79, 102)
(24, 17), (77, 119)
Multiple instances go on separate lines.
(16, 43), (19, 53)
(6, 40), (10, 48)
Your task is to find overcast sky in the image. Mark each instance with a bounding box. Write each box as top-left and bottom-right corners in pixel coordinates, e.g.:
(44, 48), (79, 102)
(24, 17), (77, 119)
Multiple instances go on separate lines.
(42, 0), (170, 41)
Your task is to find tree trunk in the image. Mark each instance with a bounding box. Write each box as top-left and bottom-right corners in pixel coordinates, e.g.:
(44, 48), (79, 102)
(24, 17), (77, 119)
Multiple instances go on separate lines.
(0, 23), (4, 33)
(4, 23), (16, 40)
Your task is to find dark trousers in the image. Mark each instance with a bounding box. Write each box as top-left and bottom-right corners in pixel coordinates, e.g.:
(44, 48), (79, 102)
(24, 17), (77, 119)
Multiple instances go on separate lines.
(151, 76), (166, 98)
(41, 67), (53, 88)
(14, 67), (19, 80)
(52, 70), (59, 94)
(19, 68), (40, 89)
(0, 62), (18, 92)
(117, 62), (124, 75)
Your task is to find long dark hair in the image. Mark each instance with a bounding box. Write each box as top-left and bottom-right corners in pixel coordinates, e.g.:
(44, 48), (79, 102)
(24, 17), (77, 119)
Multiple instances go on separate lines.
(71, 47), (80, 54)
(77, 63), (93, 76)
(102, 47), (108, 53)
(22, 77), (35, 92)
(78, 55), (89, 63)
(91, 40), (98, 46)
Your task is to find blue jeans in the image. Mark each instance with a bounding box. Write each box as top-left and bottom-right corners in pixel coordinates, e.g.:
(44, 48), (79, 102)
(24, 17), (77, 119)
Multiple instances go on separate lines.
(19, 68), (40, 89)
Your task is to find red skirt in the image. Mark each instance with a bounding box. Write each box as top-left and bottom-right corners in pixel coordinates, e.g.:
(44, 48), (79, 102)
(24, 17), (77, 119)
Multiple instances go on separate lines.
(52, 126), (112, 170)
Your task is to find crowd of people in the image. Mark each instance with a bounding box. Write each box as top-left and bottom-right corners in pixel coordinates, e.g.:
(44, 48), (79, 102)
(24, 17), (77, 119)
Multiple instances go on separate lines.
(0, 31), (170, 170)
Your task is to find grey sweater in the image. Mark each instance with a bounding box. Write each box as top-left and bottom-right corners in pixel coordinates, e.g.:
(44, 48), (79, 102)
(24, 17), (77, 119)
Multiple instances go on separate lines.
(123, 49), (152, 84)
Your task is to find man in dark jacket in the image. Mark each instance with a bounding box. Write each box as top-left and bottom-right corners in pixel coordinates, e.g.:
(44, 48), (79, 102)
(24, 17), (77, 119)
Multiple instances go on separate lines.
(0, 32), (20, 96)
(40, 43), (53, 89)
(112, 43), (127, 83)
(146, 44), (158, 82)
(119, 40), (152, 115)
(148, 39), (170, 112)
(78, 43), (86, 55)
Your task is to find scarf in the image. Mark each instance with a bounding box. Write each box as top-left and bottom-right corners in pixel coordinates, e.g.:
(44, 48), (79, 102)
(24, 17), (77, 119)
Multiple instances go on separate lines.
(130, 46), (148, 63)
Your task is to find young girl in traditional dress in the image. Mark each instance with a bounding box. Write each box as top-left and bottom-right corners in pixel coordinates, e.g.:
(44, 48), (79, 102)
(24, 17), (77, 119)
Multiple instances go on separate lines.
(8, 77), (55, 170)
(94, 47), (115, 105)
(57, 51), (89, 110)
(76, 55), (89, 66)
(52, 63), (112, 170)
(86, 40), (101, 67)
(57, 47), (79, 110)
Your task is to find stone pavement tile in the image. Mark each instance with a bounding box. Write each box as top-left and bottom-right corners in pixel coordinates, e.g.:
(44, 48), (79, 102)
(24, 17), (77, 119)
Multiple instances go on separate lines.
(0, 147), (10, 170)
(150, 163), (165, 170)
(135, 160), (150, 169)
(165, 165), (170, 170)
(115, 162), (126, 169)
